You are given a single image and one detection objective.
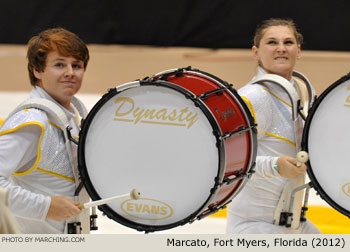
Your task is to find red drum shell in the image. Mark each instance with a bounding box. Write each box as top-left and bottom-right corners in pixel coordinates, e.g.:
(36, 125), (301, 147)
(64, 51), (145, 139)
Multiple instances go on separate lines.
(154, 69), (256, 215)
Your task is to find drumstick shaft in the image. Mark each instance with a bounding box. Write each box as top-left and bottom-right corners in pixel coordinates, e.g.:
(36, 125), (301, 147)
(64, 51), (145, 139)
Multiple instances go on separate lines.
(82, 193), (130, 209)
(79, 189), (140, 209)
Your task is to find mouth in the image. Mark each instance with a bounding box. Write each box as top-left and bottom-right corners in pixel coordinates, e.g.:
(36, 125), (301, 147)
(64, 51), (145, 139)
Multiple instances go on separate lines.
(61, 81), (76, 84)
(274, 56), (288, 62)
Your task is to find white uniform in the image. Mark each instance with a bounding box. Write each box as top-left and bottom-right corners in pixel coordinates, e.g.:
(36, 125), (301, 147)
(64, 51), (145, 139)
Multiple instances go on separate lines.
(0, 86), (89, 233)
(0, 187), (20, 234)
(226, 67), (320, 234)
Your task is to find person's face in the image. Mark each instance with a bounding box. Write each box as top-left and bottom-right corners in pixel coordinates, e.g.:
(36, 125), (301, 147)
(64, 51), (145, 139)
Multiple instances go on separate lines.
(252, 25), (300, 80)
(34, 51), (85, 109)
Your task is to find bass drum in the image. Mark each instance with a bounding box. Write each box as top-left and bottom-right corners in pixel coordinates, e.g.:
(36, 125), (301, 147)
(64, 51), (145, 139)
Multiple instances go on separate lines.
(302, 73), (350, 217)
(78, 67), (257, 232)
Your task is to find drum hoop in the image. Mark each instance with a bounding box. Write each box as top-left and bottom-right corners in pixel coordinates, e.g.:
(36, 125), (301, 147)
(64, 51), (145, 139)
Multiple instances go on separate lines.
(302, 73), (350, 217)
(78, 80), (228, 232)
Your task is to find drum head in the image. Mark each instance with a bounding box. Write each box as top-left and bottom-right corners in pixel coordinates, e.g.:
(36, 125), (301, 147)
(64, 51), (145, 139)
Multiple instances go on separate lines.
(78, 81), (222, 232)
(302, 74), (350, 217)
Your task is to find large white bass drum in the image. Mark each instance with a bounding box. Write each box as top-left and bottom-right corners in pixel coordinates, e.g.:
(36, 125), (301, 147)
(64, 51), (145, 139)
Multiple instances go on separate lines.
(302, 73), (350, 218)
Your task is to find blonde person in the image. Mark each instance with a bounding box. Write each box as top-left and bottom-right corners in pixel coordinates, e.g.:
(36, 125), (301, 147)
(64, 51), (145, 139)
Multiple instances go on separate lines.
(0, 28), (90, 233)
(226, 18), (321, 234)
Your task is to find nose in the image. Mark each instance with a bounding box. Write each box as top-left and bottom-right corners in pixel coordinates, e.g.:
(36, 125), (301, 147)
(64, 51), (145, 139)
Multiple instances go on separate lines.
(64, 65), (74, 77)
(276, 42), (286, 53)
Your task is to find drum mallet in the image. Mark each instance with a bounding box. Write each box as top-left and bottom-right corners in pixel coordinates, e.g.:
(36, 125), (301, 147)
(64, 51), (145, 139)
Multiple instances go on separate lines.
(296, 151), (308, 167)
(79, 189), (140, 209)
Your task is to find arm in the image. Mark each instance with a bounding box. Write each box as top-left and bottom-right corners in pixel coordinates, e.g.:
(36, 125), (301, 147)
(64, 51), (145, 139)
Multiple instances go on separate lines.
(0, 122), (80, 221)
(0, 124), (51, 220)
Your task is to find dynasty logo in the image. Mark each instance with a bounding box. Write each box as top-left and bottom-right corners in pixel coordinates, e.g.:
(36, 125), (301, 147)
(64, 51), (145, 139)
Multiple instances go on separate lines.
(345, 86), (350, 107)
(114, 97), (198, 128)
(342, 183), (350, 197)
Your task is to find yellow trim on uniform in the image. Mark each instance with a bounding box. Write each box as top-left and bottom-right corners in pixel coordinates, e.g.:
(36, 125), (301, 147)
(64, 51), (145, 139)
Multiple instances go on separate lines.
(265, 132), (296, 147)
(210, 206), (350, 234)
(0, 118), (4, 127)
(262, 87), (291, 107)
(36, 167), (75, 183)
(0, 122), (45, 176)
(241, 96), (257, 124)
(47, 120), (62, 130)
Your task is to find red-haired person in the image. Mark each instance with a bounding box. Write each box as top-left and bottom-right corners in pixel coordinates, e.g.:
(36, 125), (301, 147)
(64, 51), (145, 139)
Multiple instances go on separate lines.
(0, 28), (90, 233)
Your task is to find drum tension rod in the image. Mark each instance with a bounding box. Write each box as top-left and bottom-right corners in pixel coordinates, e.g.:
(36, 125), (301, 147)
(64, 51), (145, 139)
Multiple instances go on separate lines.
(221, 125), (257, 139)
(197, 87), (227, 101)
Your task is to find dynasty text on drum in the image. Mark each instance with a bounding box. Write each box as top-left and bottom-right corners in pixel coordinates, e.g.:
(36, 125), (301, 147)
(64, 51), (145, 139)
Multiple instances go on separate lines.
(114, 97), (198, 128)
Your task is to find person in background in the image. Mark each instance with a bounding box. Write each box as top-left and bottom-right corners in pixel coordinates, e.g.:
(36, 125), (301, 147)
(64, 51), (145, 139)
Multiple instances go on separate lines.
(226, 18), (321, 234)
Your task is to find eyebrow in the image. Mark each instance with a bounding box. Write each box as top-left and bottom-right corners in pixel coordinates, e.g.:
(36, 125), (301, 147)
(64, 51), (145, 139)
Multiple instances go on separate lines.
(266, 36), (295, 40)
(53, 57), (83, 63)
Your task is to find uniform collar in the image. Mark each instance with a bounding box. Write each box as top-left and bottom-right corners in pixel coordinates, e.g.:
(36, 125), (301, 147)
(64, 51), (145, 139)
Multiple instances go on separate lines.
(29, 86), (76, 121)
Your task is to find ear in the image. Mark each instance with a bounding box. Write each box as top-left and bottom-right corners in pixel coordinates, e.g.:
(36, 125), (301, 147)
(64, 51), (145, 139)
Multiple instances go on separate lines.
(33, 68), (42, 80)
(252, 46), (260, 62)
(296, 44), (301, 60)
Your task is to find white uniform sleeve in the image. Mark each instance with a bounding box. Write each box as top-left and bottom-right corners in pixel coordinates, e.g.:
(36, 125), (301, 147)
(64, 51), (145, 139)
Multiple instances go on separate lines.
(254, 156), (280, 178)
(238, 84), (281, 179)
(0, 124), (51, 220)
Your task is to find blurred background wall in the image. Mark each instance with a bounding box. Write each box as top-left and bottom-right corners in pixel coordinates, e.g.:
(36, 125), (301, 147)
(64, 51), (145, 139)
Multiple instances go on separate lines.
(1, 0), (350, 95)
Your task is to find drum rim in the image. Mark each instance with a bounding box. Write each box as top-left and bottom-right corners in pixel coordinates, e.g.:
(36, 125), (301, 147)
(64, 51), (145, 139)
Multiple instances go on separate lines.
(78, 80), (226, 232)
(302, 73), (350, 217)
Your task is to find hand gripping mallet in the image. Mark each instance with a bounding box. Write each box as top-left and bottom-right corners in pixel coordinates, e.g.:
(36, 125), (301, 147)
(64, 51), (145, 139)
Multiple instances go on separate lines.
(296, 151), (309, 167)
(79, 189), (140, 209)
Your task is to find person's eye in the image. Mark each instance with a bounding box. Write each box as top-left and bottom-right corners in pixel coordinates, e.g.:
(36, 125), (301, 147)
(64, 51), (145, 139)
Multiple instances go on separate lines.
(267, 40), (276, 45)
(72, 63), (83, 69)
(285, 40), (294, 45)
(55, 63), (65, 68)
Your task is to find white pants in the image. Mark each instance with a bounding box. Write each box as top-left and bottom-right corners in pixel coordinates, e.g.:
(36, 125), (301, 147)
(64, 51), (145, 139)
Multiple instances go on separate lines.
(226, 214), (321, 234)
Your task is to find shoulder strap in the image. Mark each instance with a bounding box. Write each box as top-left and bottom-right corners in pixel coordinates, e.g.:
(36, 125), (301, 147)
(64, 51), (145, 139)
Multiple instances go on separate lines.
(292, 71), (316, 115)
(251, 74), (300, 120)
(7, 98), (70, 130)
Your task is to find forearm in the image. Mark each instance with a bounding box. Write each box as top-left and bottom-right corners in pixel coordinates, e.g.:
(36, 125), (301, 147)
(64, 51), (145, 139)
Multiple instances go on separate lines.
(254, 156), (279, 178)
(0, 176), (51, 220)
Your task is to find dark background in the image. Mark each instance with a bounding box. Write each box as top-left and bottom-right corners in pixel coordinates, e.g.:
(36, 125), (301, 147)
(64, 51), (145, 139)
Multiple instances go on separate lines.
(0, 0), (348, 51)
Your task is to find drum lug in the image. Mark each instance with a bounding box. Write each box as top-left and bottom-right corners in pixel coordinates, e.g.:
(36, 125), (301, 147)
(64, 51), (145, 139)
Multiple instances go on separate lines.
(221, 124), (257, 139)
(221, 170), (245, 186)
(198, 87), (227, 101)
(156, 67), (191, 81)
(248, 164), (256, 178)
(196, 204), (228, 221)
